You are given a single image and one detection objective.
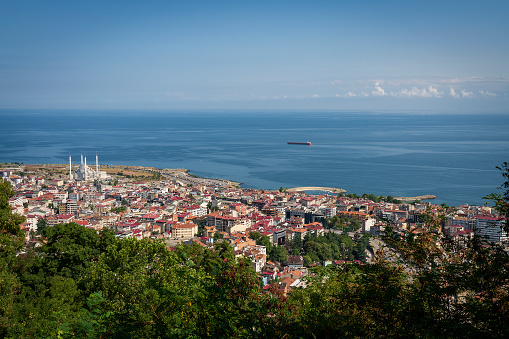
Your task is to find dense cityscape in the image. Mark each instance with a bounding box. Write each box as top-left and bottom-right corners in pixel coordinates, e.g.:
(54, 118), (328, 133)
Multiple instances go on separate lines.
(3, 157), (508, 284)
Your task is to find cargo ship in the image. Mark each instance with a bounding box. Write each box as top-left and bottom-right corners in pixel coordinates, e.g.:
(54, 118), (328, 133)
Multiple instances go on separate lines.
(288, 141), (311, 145)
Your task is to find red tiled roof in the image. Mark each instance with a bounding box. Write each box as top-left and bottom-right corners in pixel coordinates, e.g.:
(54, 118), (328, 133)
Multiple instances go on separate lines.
(141, 213), (159, 219)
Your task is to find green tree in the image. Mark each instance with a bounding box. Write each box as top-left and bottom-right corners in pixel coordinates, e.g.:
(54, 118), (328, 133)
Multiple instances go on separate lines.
(250, 231), (273, 253)
(213, 232), (224, 240)
(270, 246), (288, 263)
(290, 236), (302, 255)
(0, 180), (26, 336)
(286, 261), (419, 338)
(197, 217), (207, 236)
(258, 234), (272, 248)
(36, 218), (49, 235)
(80, 238), (266, 338)
(40, 223), (117, 282)
(249, 230), (261, 242)
(484, 161), (509, 230)
(110, 206), (126, 213)
(71, 291), (111, 337)
(0, 180), (25, 257)
(352, 233), (370, 263)
(303, 255), (313, 266)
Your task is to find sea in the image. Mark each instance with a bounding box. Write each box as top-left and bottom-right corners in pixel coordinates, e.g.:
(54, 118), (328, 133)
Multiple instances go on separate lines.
(1, 109), (508, 207)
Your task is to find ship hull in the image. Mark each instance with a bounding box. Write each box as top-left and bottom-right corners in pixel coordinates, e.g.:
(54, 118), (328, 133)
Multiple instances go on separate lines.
(288, 142), (311, 145)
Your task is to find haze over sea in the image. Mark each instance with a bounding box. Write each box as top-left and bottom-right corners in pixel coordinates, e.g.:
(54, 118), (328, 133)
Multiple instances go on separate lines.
(1, 109), (508, 207)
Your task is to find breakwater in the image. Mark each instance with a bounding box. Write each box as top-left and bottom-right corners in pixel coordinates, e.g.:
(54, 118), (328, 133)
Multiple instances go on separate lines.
(394, 195), (437, 201)
(287, 186), (346, 194)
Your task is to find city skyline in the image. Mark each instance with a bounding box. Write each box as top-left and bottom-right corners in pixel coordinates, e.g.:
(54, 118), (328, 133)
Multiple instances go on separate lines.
(1, 0), (508, 112)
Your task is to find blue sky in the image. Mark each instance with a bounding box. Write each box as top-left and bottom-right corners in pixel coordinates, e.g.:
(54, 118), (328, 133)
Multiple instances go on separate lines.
(1, 0), (508, 112)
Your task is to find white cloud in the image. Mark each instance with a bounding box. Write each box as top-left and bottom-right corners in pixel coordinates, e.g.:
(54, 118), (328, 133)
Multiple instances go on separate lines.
(392, 86), (443, 98)
(479, 90), (497, 97)
(372, 82), (387, 96)
(330, 80), (341, 85)
(334, 91), (359, 98)
(448, 88), (473, 98)
(337, 91), (357, 97)
(460, 89), (473, 98)
(427, 86), (442, 97)
(395, 87), (421, 97)
(449, 88), (460, 98)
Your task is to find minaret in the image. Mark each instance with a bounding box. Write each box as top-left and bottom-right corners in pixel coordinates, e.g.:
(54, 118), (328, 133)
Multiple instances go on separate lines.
(96, 152), (99, 174)
(84, 154), (87, 180)
(69, 153), (72, 181)
(81, 152), (83, 165)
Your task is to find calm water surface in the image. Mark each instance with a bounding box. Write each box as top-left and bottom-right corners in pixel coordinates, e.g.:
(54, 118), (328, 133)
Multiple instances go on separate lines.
(1, 109), (508, 206)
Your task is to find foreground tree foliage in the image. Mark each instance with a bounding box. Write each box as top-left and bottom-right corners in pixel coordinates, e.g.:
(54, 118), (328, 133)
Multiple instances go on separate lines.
(299, 231), (370, 264)
(1, 164), (509, 338)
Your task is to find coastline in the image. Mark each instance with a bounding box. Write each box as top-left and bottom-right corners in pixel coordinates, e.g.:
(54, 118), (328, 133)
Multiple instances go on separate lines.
(5, 163), (436, 202)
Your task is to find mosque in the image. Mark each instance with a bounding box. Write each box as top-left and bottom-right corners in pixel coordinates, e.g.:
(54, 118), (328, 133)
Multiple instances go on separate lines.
(69, 153), (108, 182)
